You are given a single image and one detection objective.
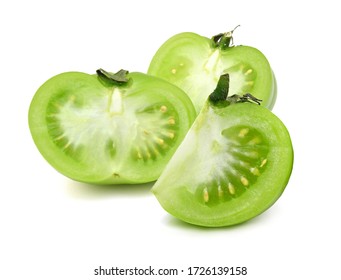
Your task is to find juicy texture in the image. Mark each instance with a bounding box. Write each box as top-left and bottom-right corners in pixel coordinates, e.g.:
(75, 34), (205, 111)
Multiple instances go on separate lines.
(152, 102), (293, 227)
(148, 32), (277, 113)
(29, 72), (196, 184)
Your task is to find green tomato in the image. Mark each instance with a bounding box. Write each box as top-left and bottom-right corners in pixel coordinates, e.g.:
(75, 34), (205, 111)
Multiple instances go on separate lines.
(28, 69), (196, 184)
(152, 74), (293, 227)
(148, 29), (277, 114)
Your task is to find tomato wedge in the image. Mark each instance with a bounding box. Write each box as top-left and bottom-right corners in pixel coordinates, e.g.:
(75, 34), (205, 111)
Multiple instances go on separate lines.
(148, 28), (277, 113)
(152, 74), (293, 227)
(28, 69), (196, 184)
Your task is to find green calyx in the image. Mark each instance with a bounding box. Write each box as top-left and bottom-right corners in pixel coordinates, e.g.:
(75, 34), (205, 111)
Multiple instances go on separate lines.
(208, 73), (230, 104)
(211, 25), (240, 50)
(96, 68), (131, 87)
(209, 73), (262, 107)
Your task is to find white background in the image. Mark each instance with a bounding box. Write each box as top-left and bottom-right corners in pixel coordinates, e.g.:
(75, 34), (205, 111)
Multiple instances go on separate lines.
(1, 0), (340, 279)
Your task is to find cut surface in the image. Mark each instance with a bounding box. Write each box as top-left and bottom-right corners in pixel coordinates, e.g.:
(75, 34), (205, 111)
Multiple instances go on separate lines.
(194, 124), (269, 206)
(152, 102), (293, 227)
(47, 87), (178, 166)
(148, 32), (276, 113)
(29, 72), (196, 184)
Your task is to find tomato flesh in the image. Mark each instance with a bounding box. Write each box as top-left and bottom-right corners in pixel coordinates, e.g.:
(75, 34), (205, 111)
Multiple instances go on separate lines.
(29, 71), (196, 184)
(152, 102), (293, 227)
(148, 32), (276, 113)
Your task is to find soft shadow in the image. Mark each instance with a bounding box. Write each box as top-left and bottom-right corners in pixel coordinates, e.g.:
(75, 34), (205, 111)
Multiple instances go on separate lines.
(161, 206), (278, 231)
(65, 179), (154, 200)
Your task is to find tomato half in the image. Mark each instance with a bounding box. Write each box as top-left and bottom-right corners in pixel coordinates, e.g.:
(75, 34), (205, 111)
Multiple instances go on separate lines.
(28, 69), (196, 184)
(148, 30), (277, 114)
(152, 74), (293, 227)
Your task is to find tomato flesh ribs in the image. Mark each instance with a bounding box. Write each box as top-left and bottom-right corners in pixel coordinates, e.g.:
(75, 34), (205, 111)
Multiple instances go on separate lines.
(152, 75), (293, 227)
(29, 70), (196, 184)
(148, 31), (276, 114)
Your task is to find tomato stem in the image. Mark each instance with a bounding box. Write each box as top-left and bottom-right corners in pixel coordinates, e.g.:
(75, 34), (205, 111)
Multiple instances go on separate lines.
(209, 73), (230, 103)
(211, 25), (240, 50)
(96, 68), (130, 86)
(209, 73), (262, 106)
(228, 93), (262, 105)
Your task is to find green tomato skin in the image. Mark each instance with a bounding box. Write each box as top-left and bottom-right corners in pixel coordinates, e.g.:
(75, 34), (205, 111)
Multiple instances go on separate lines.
(28, 71), (196, 185)
(148, 32), (277, 114)
(152, 102), (293, 227)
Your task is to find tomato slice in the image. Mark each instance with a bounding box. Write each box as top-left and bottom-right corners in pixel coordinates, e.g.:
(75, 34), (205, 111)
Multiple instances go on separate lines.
(148, 31), (277, 113)
(28, 70), (196, 184)
(152, 75), (293, 227)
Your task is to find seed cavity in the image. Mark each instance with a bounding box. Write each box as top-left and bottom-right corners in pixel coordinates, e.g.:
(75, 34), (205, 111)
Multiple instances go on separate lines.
(63, 141), (71, 149)
(167, 132), (175, 139)
(238, 128), (249, 138)
(136, 146), (160, 160)
(203, 187), (209, 202)
(241, 176), (249, 186)
(55, 134), (65, 141)
(160, 105), (167, 113)
(245, 69), (253, 75)
(248, 137), (262, 145)
(228, 183), (235, 195)
(260, 158), (267, 168)
(156, 137), (165, 145)
(250, 167), (260, 176)
(197, 124), (270, 206)
(168, 118), (176, 125)
(218, 185), (224, 198)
